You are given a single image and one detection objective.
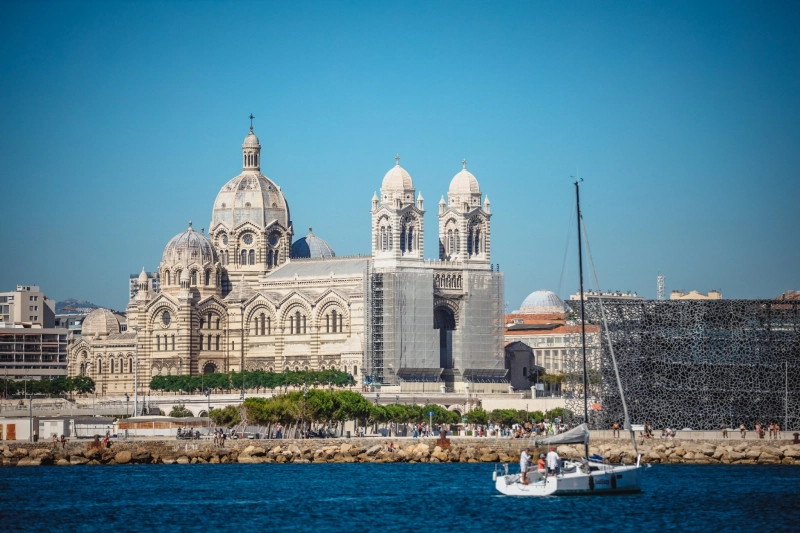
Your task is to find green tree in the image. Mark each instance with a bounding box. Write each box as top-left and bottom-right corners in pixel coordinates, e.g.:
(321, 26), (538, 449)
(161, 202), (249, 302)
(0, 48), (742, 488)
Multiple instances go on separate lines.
(169, 404), (193, 417)
(209, 405), (242, 426)
(71, 375), (95, 395)
(466, 407), (489, 425)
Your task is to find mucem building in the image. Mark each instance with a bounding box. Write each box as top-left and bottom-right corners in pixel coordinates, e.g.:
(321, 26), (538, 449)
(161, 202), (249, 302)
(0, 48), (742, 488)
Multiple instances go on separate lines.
(565, 300), (800, 430)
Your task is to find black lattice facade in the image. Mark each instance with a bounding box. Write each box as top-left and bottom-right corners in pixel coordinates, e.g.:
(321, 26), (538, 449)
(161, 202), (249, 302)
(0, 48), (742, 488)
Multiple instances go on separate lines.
(565, 300), (800, 430)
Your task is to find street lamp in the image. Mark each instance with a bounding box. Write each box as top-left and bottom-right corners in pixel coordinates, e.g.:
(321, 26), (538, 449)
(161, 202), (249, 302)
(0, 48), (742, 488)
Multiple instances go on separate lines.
(204, 388), (211, 430)
(125, 393), (130, 417)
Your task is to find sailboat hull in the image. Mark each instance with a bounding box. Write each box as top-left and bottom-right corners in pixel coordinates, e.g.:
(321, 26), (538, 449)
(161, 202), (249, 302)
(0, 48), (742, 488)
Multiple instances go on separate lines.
(494, 462), (643, 496)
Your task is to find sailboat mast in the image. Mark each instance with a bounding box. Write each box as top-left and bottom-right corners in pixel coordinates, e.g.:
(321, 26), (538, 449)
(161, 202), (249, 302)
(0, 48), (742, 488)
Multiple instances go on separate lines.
(575, 181), (590, 458)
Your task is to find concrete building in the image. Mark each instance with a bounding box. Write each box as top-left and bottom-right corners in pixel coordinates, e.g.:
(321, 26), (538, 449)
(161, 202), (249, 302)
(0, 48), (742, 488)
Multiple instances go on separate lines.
(129, 271), (160, 300)
(669, 289), (722, 300)
(54, 313), (88, 338)
(504, 290), (600, 395)
(569, 290), (643, 302)
(0, 285), (55, 328)
(0, 327), (69, 380)
(0, 285), (68, 381)
(68, 126), (506, 396)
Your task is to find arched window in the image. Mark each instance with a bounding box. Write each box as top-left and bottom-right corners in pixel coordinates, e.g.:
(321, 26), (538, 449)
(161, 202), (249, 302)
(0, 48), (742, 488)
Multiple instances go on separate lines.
(388, 228), (393, 249)
(295, 311), (301, 335)
(79, 362), (85, 376)
(332, 310), (337, 333)
(128, 359), (133, 373)
(260, 313), (266, 336)
(302, 315), (307, 334)
(454, 230), (459, 253)
(353, 365), (357, 376)
(467, 228), (473, 255)
(289, 316), (294, 335)
(268, 250), (273, 268)
(110, 359), (115, 374)
(325, 314), (330, 333)
(474, 229), (480, 254)
(215, 318), (220, 329)
(171, 335), (175, 350)
(156, 335), (160, 351)
(400, 226), (406, 253)
(381, 227), (387, 251)
(339, 313), (343, 332)
(165, 271), (171, 285)
(249, 250), (255, 264)
(191, 270), (197, 285)
(407, 227), (414, 252)
(241, 250), (248, 265)
(97, 360), (103, 374)
(205, 270), (211, 285)
(448, 230), (454, 254)
(275, 251), (279, 265)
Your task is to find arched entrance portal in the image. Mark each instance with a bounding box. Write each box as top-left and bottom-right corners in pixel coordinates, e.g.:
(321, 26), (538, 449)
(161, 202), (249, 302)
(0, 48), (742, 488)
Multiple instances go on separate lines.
(434, 307), (456, 369)
(203, 362), (217, 374)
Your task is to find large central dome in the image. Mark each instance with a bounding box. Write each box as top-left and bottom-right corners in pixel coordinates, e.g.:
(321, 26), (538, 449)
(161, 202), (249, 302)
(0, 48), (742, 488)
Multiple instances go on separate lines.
(211, 127), (291, 231)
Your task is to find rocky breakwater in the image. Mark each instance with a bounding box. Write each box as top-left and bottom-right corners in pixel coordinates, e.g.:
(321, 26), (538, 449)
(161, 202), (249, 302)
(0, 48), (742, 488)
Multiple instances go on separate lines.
(557, 439), (800, 466)
(2, 439), (800, 466)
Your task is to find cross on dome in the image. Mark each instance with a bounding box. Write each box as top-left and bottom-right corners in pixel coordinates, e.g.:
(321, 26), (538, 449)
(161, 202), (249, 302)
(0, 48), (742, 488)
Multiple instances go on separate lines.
(395, 154), (400, 166)
(462, 159), (467, 169)
(249, 113), (255, 131)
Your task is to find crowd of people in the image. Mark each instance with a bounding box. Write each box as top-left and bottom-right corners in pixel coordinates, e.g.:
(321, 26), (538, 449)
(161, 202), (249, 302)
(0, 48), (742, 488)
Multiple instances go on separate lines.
(519, 446), (561, 485)
(510, 418), (568, 439)
(736, 422), (782, 439)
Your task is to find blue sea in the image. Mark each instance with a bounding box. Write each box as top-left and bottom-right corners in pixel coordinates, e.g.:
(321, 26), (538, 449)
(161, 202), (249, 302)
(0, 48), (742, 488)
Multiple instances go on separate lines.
(1, 464), (799, 532)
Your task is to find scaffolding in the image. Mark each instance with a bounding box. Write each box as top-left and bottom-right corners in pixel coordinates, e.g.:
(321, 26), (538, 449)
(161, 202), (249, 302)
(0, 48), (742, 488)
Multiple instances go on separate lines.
(367, 265), (385, 385)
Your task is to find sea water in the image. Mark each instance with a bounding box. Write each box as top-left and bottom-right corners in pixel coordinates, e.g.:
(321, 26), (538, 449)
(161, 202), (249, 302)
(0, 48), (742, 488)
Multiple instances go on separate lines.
(1, 463), (799, 532)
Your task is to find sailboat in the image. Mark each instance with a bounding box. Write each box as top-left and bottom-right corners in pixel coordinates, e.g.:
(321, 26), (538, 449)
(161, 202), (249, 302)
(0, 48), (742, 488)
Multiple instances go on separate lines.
(494, 180), (644, 496)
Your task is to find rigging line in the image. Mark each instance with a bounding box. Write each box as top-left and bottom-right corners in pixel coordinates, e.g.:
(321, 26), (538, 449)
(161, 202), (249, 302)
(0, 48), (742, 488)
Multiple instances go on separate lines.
(579, 213), (640, 457)
(556, 199), (576, 299)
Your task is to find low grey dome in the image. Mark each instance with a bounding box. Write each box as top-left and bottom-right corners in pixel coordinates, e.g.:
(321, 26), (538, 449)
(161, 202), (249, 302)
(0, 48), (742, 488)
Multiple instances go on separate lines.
(82, 308), (120, 337)
(291, 228), (335, 259)
(519, 290), (566, 314)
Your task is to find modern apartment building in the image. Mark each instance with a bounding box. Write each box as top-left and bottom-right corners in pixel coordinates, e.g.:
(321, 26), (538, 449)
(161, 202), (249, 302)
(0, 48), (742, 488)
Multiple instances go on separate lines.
(0, 285), (56, 327)
(0, 285), (68, 380)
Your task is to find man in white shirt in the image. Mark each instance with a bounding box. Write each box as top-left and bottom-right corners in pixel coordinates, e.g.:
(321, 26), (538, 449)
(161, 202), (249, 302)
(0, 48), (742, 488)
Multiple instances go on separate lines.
(546, 446), (560, 476)
(519, 448), (532, 485)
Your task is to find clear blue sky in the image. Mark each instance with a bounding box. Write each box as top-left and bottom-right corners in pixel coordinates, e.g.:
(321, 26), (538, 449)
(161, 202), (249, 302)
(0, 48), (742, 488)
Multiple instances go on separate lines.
(1, 1), (798, 311)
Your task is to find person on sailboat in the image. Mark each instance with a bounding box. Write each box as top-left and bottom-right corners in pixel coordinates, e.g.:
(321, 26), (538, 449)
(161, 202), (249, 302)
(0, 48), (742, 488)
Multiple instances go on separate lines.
(546, 447), (560, 476)
(520, 448), (532, 485)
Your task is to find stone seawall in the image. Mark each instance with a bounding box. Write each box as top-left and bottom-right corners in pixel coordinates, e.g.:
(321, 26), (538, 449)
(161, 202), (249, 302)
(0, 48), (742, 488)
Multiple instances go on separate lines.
(3, 438), (800, 466)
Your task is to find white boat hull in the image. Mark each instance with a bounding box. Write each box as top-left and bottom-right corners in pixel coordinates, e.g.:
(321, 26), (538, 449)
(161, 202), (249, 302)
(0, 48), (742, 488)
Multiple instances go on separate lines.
(494, 461), (643, 496)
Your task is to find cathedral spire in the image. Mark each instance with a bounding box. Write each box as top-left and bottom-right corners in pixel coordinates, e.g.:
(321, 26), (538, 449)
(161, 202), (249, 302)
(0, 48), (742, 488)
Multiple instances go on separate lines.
(242, 121), (261, 172)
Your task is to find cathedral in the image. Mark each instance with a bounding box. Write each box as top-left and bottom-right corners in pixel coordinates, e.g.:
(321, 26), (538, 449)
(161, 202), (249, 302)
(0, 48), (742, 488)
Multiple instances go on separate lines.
(68, 126), (505, 394)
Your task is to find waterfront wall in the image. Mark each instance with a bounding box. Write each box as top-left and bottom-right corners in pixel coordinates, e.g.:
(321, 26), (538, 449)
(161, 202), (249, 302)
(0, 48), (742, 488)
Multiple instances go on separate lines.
(3, 437), (800, 466)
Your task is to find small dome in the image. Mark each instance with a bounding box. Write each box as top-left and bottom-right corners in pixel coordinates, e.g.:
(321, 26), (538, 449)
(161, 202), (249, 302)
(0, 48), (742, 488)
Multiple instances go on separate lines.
(381, 161), (413, 192)
(82, 308), (120, 337)
(243, 128), (260, 147)
(291, 228), (335, 259)
(519, 290), (566, 314)
(448, 169), (481, 196)
(137, 267), (148, 284)
(162, 223), (218, 267)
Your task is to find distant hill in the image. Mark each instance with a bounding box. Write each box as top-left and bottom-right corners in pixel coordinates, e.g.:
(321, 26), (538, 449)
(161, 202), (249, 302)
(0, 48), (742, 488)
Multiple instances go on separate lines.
(56, 298), (107, 314)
